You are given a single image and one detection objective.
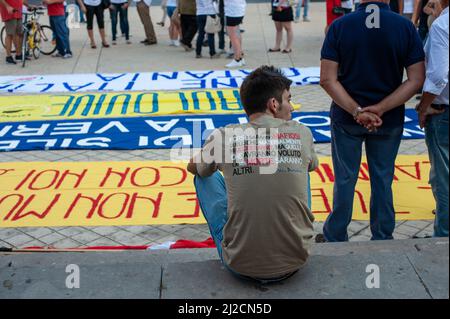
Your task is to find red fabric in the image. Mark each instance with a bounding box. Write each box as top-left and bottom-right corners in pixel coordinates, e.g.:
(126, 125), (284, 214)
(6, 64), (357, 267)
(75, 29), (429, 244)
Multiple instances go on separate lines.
(170, 238), (216, 249)
(326, 0), (343, 26)
(47, 3), (65, 16)
(22, 238), (217, 251)
(0, 0), (22, 22)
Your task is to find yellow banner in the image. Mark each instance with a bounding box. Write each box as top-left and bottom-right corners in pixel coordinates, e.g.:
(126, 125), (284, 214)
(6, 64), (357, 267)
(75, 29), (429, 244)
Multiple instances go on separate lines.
(0, 89), (251, 122)
(0, 155), (435, 228)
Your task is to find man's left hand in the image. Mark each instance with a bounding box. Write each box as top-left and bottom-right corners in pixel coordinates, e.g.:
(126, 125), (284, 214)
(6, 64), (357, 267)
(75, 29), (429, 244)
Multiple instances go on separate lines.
(417, 103), (445, 128)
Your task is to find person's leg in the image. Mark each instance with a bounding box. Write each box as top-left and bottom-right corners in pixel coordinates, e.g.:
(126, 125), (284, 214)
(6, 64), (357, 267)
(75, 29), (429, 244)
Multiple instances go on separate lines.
(194, 172), (228, 261)
(86, 5), (96, 46)
(110, 5), (118, 42)
(59, 15), (72, 54)
(283, 21), (293, 51)
(218, 11), (225, 50)
(272, 21), (283, 50)
(14, 21), (23, 57)
(95, 5), (108, 46)
(137, 2), (157, 43)
(425, 109), (449, 237)
(365, 126), (403, 240)
(195, 15), (206, 56)
(303, 0), (310, 19)
(295, 1), (301, 20)
(227, 25), (242, 61)
(5, 34), (13, 57)
(52, 16), (68, 55)
(49, 17), (62, 55)
(323, 122), (364, 242)
(207, 22), (216, 56)
(120, 5), (130, 41)
(186, 15), (198, 47)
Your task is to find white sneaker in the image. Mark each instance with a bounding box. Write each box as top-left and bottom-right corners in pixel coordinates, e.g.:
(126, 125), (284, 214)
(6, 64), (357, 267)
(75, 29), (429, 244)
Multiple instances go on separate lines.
(173, 40), (180, 47)
(226, 59), (244, 68)
(240, 58), (246, 66)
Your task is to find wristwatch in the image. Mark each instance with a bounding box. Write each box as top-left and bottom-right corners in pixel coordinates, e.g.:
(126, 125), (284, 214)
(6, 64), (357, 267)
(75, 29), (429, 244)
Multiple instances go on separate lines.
(352, 107), (363, 120)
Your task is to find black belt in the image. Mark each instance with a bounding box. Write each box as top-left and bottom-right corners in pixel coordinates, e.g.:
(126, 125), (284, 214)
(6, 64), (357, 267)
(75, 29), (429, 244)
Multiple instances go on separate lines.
(431, 104), (449, 110)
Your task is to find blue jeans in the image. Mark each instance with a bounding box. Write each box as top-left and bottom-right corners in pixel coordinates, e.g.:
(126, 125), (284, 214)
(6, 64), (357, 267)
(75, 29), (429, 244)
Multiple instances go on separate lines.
(194, 172), (310, 284)
(49, 15), (71, 55)
(295, 0), (310, 19)
(196, 15), (216, 56)
(110, 4), (129, 41)
(323, 122), (403, 242)
(425, 108), (449, 237)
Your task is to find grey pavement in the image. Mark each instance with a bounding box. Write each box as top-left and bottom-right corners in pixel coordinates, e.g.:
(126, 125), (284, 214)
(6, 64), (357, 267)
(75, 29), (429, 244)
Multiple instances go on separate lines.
(0, 2), (435, 249)
(0, 238), (448, 299)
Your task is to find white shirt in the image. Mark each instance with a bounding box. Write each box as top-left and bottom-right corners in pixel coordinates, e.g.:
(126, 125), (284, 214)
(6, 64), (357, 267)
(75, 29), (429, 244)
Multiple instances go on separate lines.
(83, 0), (101, 6)
(423, 7), (449, 105)
(403, 0), (414, 14)
(224, 0), (246, 17)
(196, 0), (216, 15)
(167, 0), (177, 6)
(133, 0), (153, 7)
(110, 0), (127, 4)
(341, 0), (353, 9)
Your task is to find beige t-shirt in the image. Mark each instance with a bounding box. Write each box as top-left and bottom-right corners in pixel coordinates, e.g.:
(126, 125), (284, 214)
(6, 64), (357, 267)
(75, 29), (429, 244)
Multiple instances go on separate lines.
(196, 115), (318, 278)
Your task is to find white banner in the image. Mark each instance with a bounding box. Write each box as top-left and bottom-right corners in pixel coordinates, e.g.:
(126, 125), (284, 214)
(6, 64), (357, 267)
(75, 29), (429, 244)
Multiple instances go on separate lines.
(0, 67), (320, 95)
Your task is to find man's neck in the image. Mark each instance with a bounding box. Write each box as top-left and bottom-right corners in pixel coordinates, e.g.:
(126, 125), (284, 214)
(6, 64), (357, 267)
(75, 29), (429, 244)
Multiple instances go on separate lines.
(248, 112), (273, 123)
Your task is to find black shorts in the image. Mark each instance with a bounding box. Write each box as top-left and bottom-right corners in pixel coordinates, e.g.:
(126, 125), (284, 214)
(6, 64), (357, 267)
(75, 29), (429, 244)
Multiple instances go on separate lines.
(226, 16), (244, 27)
(271, 7), (294, 22)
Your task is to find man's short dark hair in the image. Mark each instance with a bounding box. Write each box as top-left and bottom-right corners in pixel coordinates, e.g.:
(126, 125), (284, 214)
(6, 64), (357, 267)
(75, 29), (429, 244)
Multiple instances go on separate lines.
(240, 66), (293, 116)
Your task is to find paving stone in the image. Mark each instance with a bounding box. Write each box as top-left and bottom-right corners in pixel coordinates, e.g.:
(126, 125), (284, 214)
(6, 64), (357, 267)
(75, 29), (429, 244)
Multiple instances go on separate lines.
(90, 226), (121, 236)
(119, 226), (153, 235)
(0, 229), (24, 241)
(3, 234), (36, 247)
(395, 225), (421, 237)
(138, 228), (172, 241)
(18, 228), (54, 239)
(56, 227), (87, 237)
(403, 220), (433, 230)
(70, 232), (102, 245)
(38, 233), (67, 245)
(83, 238), (122, 247)
(48, 238), (83, 249)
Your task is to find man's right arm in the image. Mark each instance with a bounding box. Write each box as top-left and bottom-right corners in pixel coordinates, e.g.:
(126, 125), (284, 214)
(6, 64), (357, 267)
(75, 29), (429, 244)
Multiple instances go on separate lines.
(0, 0), (14, 14)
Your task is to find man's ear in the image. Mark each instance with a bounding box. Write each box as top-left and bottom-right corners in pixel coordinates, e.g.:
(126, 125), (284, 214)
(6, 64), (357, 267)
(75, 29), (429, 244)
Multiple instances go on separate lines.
(267, 98), (278, 115)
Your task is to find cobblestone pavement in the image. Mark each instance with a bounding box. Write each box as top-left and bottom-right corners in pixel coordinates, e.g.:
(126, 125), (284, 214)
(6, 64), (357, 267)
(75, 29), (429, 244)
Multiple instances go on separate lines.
(0, 3), (434, 249)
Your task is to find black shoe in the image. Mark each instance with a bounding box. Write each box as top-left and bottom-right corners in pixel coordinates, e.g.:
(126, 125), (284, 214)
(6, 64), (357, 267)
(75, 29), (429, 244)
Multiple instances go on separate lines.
(15, 54), (30, 61)
(315, 234), (327, 243)
(6, 56), (16, 64)
(145, 40), (157, 46)
(140, 39), (149, 44)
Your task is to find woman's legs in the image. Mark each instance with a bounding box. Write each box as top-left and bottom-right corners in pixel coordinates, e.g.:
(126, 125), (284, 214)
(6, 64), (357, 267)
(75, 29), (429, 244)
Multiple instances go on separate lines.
(282, 21), (293, 51)
(272, 21), (283, 50)
(94, 5), (108, 46)
(227, 25), (242, 61)
(120, 6), (130, 41)
(86, 5), (96, 46)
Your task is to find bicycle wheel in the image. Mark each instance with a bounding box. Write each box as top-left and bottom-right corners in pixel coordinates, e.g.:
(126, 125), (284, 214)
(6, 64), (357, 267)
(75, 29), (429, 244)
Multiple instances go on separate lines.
(1, 26), (16, 53)
(33, 30), (41, 59)
(37, 25), (56, 55)
(22, 31), (28, 68)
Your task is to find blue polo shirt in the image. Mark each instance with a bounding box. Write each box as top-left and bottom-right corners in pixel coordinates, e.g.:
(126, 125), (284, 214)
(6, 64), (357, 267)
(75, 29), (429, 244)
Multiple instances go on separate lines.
(321, 2), (425, 127)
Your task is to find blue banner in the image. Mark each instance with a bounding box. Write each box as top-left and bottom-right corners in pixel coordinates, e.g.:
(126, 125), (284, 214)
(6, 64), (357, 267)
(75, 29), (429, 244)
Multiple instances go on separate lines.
(0, 110), (424, 152)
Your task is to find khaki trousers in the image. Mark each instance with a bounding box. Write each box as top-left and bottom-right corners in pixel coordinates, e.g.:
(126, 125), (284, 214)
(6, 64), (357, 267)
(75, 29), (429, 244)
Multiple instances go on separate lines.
(136, 1), (157, 43)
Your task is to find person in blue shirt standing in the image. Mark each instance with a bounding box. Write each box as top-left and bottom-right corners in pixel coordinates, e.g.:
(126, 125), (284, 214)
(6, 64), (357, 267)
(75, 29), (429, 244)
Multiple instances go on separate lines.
(319, 0), (426, 242)
(416, 0), (449, 238)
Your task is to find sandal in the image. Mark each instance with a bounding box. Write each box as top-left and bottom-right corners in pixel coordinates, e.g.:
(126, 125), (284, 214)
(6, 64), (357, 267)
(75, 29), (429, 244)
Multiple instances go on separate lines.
(282, 49), (292, 54)
(102, 43), (110, 48)
(268, 48), (281, 52)
(91, 43), (97, 49)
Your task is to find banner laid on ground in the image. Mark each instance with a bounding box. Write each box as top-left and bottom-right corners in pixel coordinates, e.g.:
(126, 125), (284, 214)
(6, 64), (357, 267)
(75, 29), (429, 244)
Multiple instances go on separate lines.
(0, 89), (250, 122)
(0, 67), (320, 94)
(0, 110), (424, 152)
(0, 156), (435, 228)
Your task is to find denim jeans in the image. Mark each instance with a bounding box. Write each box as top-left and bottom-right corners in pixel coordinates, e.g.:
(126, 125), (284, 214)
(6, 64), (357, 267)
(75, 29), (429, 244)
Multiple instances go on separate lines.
(49, 15), (71, 55)
(110, 4), (129, 41)
(196, 15), (216, 56)
(194, 172), (310, 284)
(425, 108), (449, 237)
(295, 0), (310, 19)
(323, 122), (403, 242)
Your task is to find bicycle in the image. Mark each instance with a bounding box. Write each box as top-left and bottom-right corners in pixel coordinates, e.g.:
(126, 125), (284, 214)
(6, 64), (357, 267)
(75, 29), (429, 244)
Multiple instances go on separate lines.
(1, 7), (56, 67)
